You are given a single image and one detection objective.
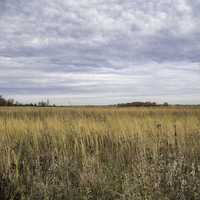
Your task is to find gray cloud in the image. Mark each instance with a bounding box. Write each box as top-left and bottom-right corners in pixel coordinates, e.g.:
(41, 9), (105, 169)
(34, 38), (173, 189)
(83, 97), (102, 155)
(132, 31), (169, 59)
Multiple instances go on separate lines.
(0, 0), (200, 104)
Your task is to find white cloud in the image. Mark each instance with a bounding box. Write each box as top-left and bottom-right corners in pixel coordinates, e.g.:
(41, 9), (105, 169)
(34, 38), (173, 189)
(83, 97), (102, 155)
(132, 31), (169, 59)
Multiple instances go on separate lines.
(0, 0), (200, 104)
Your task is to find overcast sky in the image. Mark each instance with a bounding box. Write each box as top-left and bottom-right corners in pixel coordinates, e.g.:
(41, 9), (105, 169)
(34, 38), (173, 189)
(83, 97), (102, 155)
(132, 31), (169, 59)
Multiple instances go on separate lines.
(0, 0), (200, 105)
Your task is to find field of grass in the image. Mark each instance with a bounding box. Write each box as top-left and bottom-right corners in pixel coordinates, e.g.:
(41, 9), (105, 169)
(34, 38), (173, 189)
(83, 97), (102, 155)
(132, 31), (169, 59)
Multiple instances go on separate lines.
(0, 106), (200, 199)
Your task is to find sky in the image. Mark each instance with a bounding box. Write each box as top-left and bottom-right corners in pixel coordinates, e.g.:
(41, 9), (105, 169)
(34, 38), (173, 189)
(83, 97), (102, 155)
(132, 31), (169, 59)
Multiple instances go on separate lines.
(0, 0), (200, 105)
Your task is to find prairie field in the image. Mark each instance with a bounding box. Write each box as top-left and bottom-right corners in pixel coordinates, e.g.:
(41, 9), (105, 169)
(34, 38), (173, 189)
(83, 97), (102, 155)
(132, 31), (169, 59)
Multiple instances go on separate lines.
(0, 106), (200, 200)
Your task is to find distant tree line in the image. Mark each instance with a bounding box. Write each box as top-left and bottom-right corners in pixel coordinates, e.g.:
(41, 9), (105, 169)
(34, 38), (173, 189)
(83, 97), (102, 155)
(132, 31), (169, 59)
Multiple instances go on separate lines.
(1, 95), (199, 107)
(0, 95), (53, 107)
(0, 95), (15, 106)
(117, 101), (169, 107)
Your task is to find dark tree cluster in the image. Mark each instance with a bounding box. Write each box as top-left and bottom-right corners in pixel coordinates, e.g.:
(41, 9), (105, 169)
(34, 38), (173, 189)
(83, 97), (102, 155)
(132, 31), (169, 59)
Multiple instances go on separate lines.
(0, 95), (15, 106)
(117, 101), (169, 107)
(0, 95), (52, 107)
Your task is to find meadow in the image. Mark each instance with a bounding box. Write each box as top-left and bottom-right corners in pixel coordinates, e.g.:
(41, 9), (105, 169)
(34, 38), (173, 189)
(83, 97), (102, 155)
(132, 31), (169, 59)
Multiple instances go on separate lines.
(0, 106), (200, 200)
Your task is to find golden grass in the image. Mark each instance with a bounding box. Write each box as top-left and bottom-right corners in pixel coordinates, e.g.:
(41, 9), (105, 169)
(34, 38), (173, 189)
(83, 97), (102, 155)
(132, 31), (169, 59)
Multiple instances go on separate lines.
(0, 106), (200, 199)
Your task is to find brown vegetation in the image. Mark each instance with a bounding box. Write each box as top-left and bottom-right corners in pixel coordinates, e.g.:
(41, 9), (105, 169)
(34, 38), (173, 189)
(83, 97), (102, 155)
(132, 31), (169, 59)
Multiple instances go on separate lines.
(0, 107), (200, 199)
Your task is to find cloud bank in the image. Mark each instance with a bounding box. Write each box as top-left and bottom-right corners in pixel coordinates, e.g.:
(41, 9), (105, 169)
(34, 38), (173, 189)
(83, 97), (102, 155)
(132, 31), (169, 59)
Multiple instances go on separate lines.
(0, 0), (200, 104)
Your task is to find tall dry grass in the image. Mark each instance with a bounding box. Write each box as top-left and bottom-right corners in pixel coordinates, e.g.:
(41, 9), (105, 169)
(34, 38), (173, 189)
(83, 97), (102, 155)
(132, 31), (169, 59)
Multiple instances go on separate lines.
(0, 107), (200, 199)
